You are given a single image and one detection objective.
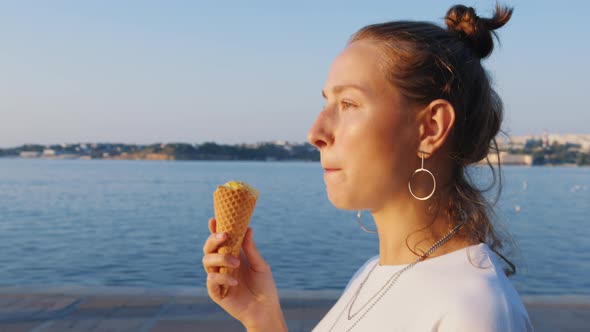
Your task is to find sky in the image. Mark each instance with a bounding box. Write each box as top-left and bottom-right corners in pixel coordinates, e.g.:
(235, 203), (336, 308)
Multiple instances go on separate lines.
(1, 0), (588, 147)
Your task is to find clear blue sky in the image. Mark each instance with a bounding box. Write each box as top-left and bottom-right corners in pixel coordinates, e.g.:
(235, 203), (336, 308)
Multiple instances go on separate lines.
(1, 0), (588, 147)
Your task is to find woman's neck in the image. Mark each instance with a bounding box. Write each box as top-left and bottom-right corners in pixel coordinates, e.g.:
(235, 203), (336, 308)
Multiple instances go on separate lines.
(370, 196), (473, 266)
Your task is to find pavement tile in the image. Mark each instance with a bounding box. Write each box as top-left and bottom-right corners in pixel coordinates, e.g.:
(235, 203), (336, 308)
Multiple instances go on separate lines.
(528, 307), (584, 332)
(44, 298), (79, 312)
(68, 308), (118, 319)
(77, 296), (132, 310)
(0, 321), (45, 332)
(0, 295), (22, 308)
(170, 295), (216, 305)
(93, 318), (146, 332)
(301, 319), (322, 331)
(300, 306), (331, 320)
(126, 296), (171, 307)
(38, 318), (101, 331)
(39, 318), (146, 332)
(160, 302), (225, 318)
(150, 319), (244, 332)
(0, 295), (79, 322)
(109, 305), (161, 318)
(572, 309), (590, 323)
(285, 319), (302, 332)
(283, 307), (304, 320)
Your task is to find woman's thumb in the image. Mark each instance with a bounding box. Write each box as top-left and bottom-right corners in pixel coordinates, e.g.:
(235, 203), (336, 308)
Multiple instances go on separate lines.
(242, 228), (270, 273)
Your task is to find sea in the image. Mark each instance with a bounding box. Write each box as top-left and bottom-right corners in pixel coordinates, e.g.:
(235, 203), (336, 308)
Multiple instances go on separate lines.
(0, 158), (588, 296)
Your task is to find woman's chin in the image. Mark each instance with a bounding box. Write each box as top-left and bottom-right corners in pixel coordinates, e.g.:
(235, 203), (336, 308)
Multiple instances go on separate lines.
(326, 190), (358, 211)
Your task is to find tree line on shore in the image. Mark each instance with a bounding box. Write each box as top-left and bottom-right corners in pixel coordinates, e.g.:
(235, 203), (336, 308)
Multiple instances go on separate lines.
(0, 142), (320, 161)
(1, 138), (589, 165)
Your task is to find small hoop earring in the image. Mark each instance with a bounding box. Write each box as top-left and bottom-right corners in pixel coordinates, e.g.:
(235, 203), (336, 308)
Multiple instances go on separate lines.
(357, 210), (377, 234)
(408, 152), (436, 201)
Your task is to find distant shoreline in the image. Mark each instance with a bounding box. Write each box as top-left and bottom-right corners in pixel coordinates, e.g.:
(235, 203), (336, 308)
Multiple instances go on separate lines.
(1, 142), (321, 162)
(1, 137), (590, 166)
(1, 155), (589, 167)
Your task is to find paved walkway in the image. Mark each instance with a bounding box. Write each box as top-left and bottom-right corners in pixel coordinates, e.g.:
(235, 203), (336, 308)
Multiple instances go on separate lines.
(0, 287), (588, 331)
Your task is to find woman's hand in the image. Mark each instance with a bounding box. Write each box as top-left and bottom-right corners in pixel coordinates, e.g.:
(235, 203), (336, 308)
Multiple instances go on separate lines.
(202, 218), (287, 331)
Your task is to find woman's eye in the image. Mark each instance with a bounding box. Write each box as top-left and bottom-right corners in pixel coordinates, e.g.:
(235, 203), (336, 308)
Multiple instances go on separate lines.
(341, 100), (356, 110)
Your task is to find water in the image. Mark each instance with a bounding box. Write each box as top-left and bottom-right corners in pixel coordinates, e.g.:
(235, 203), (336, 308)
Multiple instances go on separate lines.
(0, 159), (588, 296)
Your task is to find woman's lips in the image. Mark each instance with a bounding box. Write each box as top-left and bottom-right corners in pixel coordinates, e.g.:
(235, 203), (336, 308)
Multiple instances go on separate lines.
(323, 168), (341, 180)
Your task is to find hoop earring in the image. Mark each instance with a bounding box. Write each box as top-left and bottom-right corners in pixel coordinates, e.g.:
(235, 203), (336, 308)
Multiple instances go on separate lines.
(357, 210), (377, 234)
(408, 152), (436, 201)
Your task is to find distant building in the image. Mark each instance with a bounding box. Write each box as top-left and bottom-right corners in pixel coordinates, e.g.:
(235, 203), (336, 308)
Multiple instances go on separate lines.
(241, 143), (262, 149)
(542, 130), (549, 149)
(43, 149), (56, 157)
(507, 133), (590, 152)
(486, 152), (533, 166)
(58, 154), (79, 159)
(19, 151), (40, 158)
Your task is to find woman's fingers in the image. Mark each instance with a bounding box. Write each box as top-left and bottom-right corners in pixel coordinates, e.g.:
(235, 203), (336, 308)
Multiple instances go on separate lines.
(208, 272), (239, 286)
(208, 218), (216, 234)
(204, 217), (240, 298)
(242, 228), (270, 273)
(203, 231), (227, 255)
(202, 218), (229, 273)
(202, 253), (240, 273)
(207, 272), (238, 300)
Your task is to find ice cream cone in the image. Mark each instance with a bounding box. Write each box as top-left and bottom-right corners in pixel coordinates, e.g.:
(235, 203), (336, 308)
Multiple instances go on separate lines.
(213, 181), (258, 298)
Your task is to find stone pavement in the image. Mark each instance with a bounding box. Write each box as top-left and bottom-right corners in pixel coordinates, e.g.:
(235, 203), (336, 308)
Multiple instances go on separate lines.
(0, 287), (588, 331)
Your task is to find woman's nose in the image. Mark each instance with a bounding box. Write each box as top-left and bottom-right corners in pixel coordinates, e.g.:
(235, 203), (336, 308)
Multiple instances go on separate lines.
(307, 110), (334, 149)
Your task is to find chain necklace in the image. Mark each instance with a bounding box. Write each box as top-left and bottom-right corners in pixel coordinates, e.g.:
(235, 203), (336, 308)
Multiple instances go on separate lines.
(328, 222), (464, 332)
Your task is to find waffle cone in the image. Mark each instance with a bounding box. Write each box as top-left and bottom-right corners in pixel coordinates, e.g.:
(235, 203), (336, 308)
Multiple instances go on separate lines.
(213, 185), (258, 297)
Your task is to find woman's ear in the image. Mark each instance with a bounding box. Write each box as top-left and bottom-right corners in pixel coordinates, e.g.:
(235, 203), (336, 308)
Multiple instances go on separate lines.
(416, 99), (455, 157)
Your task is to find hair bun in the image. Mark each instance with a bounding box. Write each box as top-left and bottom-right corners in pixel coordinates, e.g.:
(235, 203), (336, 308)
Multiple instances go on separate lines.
(445, 4), (513, 59)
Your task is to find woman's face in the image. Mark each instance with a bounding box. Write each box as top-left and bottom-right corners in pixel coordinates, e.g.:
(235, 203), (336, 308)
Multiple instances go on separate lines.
(307, 40), (418, 211)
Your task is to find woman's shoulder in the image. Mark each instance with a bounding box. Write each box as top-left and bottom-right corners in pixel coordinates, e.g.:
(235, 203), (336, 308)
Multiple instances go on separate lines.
(425, 243), (520, 299)
(429, 243), (533, 331)
(436, 283), (533, 332)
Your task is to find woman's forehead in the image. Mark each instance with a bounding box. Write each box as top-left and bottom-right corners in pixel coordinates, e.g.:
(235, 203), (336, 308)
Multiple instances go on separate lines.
(331, 41), (381, 78)
(324, 41), (393, 98)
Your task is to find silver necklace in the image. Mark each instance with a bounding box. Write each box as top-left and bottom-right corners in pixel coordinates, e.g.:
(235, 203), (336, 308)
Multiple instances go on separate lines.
(328, 222), (464, 332)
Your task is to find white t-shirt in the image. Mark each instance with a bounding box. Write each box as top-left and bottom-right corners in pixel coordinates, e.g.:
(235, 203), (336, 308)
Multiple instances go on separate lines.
(312, 243), (533, 332)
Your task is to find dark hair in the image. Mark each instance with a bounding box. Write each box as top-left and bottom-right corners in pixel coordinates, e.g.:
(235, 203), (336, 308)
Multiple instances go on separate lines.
(350, 4), (515, 274)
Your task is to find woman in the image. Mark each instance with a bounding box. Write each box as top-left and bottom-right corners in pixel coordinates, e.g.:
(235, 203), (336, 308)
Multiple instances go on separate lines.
(202, 4), (533, 331)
